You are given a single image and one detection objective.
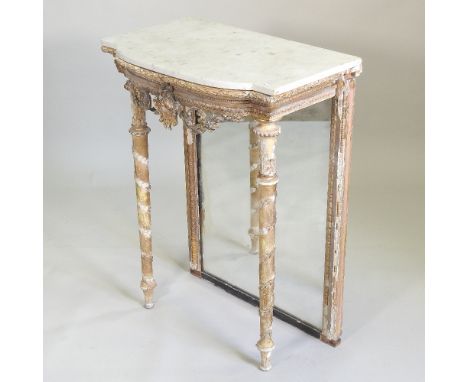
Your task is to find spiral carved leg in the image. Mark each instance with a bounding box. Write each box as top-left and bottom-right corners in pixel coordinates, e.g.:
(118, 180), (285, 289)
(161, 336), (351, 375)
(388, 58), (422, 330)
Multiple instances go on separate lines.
(254, 121), (280, 371)
(128, 84), (156, 309)
(248, 121), (260, 254)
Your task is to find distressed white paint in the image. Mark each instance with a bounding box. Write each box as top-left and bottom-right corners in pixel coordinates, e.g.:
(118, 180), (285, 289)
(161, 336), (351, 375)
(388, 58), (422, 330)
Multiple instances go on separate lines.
(139, 227), (152, 238)
(133, 151), (149, 165)
(137, 202), (150, 213)
(102, 18), (361, 96)
(135, 177), (151, 191)
(186, 128), (193, 145)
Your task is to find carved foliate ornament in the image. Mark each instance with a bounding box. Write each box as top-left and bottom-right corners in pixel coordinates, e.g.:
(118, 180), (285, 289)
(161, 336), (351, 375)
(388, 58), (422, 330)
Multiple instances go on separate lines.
(152, 84), (227, 133)
(124, 80), (151, 110)
(152, 84), (181, 128)
(182, 107), (227, 134)
(197, 109), (231, 133)
(125, 80), (247, 134)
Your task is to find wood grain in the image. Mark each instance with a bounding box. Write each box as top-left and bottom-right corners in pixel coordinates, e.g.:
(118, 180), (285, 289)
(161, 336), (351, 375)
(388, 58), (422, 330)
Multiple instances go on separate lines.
(321, 76), (356, 345)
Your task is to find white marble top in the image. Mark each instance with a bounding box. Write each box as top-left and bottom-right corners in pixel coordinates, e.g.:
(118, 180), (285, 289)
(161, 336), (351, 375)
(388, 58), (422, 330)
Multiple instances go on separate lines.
(102, 18), (361, 96)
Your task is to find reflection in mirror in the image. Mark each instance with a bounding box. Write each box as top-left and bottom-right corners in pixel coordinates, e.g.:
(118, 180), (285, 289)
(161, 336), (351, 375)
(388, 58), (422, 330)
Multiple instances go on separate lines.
(201, 118), (330, 328)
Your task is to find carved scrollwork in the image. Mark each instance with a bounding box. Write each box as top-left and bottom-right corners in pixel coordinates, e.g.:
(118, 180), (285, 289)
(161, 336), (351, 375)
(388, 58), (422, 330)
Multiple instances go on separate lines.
(152, 84), (229, 133)
(196, 110), (218, 131)
(152, 84), (181, 129)
(181, 107), (231, 134)
(126, 80), (246, 133)
(194, 109), (223, 133)
(124, 80), (151, 110)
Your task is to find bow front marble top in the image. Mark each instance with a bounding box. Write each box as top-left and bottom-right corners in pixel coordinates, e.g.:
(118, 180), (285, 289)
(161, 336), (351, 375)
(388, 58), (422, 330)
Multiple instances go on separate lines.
(102, 18), (361, 96)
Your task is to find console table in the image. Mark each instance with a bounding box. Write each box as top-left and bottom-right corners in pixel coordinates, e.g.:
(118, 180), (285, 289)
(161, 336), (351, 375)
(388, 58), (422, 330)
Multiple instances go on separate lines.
(101, 18), (362, 371)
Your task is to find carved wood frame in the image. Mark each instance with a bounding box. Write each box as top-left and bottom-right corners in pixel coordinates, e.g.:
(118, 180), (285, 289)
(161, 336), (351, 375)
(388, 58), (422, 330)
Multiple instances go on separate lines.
(103, 46), (360, 348)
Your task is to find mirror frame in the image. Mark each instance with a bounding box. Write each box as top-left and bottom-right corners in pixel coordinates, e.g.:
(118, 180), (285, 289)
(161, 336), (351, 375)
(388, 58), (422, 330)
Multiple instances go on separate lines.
(184, 88), (353, 347)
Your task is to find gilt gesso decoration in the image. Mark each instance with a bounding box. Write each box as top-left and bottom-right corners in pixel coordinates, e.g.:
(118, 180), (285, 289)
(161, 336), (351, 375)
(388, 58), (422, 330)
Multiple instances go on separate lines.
(102, 18), (361, 371)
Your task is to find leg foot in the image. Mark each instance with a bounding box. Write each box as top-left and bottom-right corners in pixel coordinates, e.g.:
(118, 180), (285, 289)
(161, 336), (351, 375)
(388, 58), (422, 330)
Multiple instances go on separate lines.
(141, 275), (156, 309)
(257, 340), (275, 371)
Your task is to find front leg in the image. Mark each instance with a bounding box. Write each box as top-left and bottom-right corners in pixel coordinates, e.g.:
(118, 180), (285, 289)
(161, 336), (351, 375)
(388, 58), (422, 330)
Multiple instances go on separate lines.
(254, 121), (280, 371)
(127, 82), (156, 309)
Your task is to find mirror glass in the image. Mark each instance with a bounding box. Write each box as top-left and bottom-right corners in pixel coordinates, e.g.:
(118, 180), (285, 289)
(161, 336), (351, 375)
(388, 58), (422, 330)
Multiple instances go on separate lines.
(200, 117), (330, 328)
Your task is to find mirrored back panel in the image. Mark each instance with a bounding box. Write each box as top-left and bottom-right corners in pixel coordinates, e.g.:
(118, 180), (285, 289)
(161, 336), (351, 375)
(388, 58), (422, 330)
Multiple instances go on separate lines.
(200, 120), (330, 329)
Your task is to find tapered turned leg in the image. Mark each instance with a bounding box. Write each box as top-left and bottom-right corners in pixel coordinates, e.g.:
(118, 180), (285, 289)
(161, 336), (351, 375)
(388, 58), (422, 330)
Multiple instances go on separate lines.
(253, 121), (280, 371)
(248, 121), (260, 254)
(127, 83), (156, 309)
(321, 75), (356, 345)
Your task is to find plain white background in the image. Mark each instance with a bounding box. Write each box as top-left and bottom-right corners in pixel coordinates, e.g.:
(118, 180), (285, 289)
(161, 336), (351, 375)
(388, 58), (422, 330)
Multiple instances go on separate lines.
(11, 1), (468, 382)
(44, 0), (426, 380)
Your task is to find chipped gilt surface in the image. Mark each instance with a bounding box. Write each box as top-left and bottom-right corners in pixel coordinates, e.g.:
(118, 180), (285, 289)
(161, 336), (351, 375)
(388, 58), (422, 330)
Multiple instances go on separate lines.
(126, 80), (156, 309)
(254, 122), (280, 371)
(102, 19), (361, 371)
(249, 121), (260, 254)
(183, 123), (203, 275)
(321, 76), (356, 345)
